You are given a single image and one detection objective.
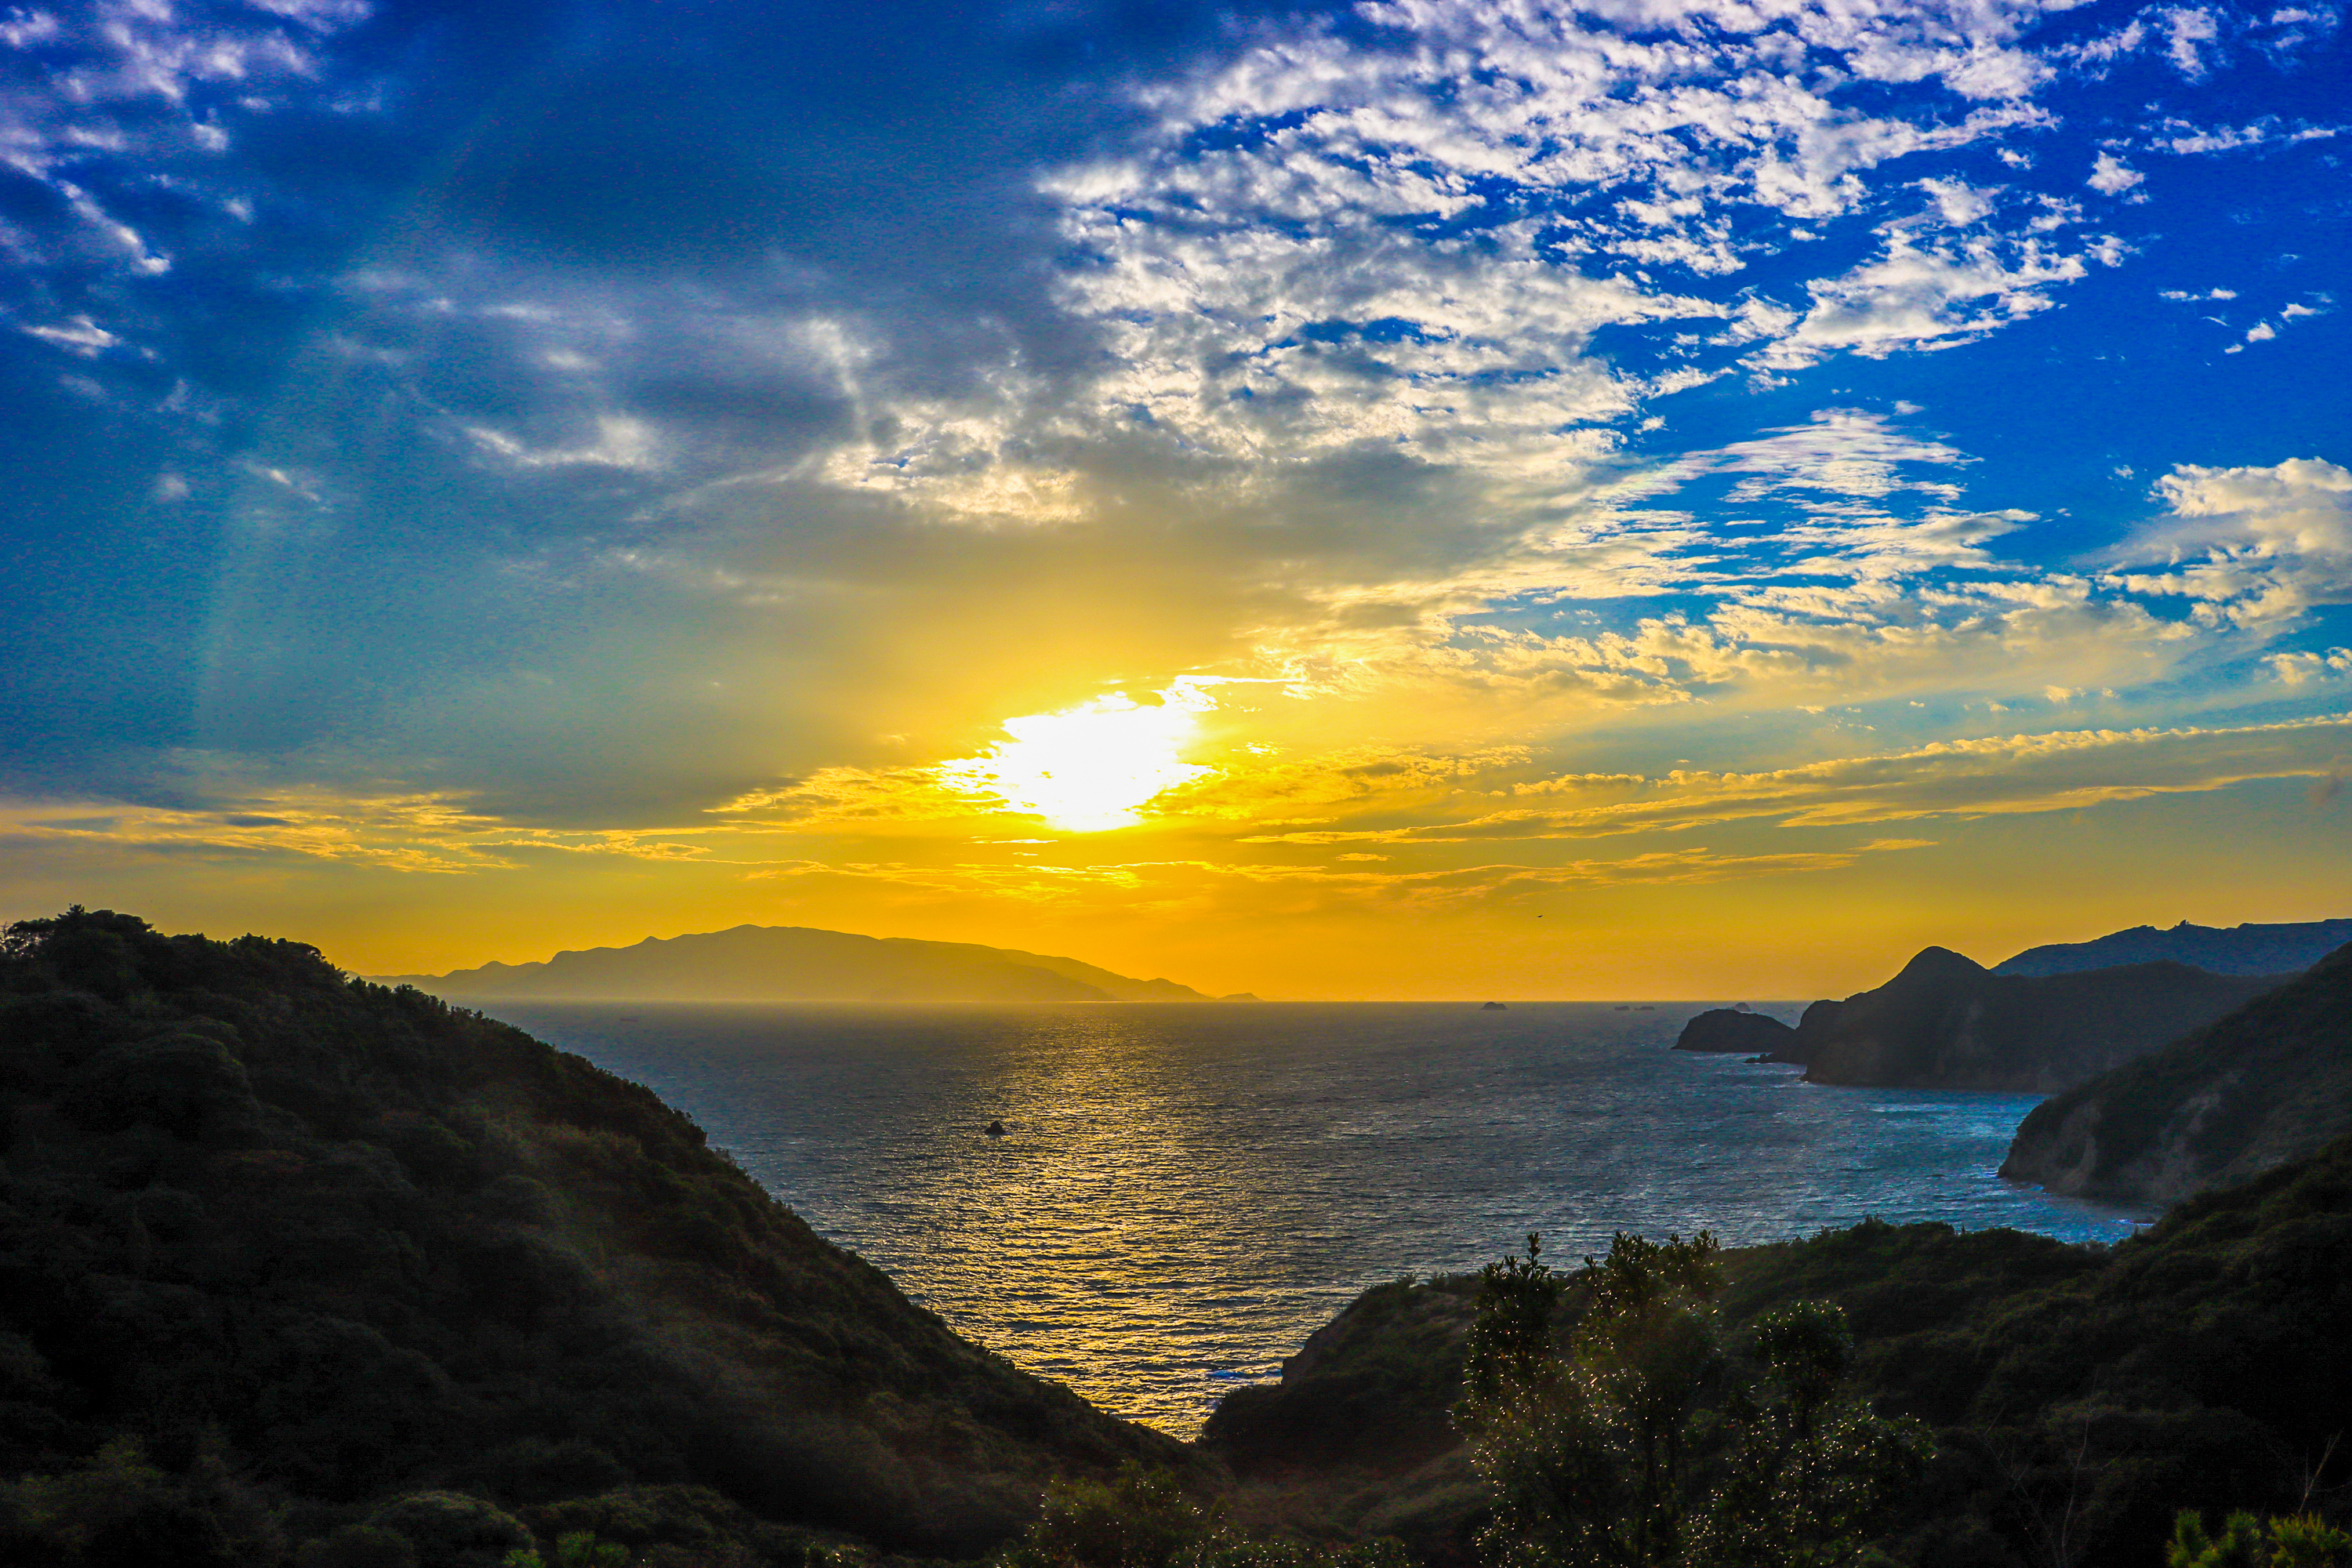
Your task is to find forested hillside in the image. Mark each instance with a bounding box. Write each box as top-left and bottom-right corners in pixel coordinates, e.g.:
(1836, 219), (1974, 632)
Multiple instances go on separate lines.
(0, 909), (1184, 1567)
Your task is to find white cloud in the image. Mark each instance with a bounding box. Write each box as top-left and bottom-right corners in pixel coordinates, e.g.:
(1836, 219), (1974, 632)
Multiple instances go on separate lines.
(1236, 715), (2352, 840)
(2087, 151), (2144, 194)
(2161, 5), (2223, 76)
(20, 316), (121, 355)
(2110, 459), (2352, 625)
(1751, 230), (2116, 368)
(2268, 648), (2352, 684)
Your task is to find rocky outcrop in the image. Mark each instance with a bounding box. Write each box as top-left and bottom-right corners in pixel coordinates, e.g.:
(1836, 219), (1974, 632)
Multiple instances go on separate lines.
(1993, 916), (2352, 978)
(1791, 946), (2284, 1091)
(1671, 1008), (1797, 1055)
(2002, 942), (2352, 1204)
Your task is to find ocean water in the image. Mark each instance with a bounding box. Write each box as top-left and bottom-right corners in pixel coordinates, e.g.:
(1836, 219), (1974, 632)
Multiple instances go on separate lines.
(490, 1000), (2147, 1438)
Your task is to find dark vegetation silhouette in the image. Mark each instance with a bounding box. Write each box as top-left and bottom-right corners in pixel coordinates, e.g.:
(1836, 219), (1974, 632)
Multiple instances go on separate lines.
(1454, 1233), (1926, 1568)
(1205, 1141), (2352, 1567)
(0, 909), (1184, 1567)
(8, 909), (2350, 1568)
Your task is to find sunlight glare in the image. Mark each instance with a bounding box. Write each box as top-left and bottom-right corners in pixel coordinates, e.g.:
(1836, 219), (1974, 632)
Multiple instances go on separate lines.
(945, 688), (1214, 831)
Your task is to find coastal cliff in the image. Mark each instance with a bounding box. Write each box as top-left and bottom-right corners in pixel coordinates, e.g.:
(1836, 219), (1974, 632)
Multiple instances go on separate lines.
(0, 910), (1185, 1566)
(1789, 946), (2281, 1091)
(2002, 940), (2352, 1203)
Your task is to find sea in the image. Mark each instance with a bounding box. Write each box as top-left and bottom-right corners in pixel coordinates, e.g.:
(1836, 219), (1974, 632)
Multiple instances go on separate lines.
(490, 1000), (2149, 1439)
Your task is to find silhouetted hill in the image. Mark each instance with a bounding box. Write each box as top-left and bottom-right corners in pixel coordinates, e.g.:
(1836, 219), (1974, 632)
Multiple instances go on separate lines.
(1790, 946), (2282, 1091)
(373, 924), (1212, 1004)
(2002, 941), (2352, 1203)
(1992, 916), (2352, 977)
(0, 909), (1185, 1566)
(1671, 1008), (1795, 1055)
(1206, 1134), (2352, 1568)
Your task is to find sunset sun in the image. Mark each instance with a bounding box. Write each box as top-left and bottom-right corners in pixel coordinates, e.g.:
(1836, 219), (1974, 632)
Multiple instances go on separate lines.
(944, 690), (1214, 832)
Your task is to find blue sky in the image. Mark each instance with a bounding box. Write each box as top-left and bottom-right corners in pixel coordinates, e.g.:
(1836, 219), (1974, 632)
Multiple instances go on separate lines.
(2, 0), (2347, 995)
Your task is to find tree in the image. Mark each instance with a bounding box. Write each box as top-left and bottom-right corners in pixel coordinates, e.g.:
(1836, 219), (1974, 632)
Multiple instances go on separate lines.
(1691, 1302), (1927, 1567)
(1456, 1233), (1928, 1568)
(2168, 1512), (2352, 1568)
(1455, 1232), (1725, 1568)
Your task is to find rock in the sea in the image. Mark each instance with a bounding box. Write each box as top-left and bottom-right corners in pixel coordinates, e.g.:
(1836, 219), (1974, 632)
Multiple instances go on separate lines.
(1788, 946), (2285, 1092)
(1672, 1008), (1797, 1055)
(2002, 940), (2352, 1203)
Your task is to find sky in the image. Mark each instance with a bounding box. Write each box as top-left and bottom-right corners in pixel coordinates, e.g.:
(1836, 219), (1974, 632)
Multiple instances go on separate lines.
(2, 0), (2347, 999)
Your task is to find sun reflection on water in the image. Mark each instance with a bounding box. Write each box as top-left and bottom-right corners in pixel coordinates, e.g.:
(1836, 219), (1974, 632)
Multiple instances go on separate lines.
(498, 1001), (2151, 1437)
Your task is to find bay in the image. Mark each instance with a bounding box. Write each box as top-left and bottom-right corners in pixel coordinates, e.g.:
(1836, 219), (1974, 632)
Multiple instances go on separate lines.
(490, 1000), (2145, 1438)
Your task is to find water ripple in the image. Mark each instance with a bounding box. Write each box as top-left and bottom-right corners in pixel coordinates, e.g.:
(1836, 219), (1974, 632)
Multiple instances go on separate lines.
(495, 1001), (2147, 1438)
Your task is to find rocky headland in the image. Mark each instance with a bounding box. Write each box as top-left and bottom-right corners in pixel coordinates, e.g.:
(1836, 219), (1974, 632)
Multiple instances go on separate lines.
(1783, 945), (2284, 1091)
(2002, 939), (2352, 1203)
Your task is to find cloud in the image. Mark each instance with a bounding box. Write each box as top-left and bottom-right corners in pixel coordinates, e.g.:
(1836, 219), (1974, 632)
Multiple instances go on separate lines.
(746, 837), (1938, 916)
(2088, 151), (2146, 194)
(2268, 648), (2352, 685)
(1238, 715), (2352, 841)
(2108, 458), (2352, 624)
(0, 0), (2341, 851)
(1752, 229), (2120, 368)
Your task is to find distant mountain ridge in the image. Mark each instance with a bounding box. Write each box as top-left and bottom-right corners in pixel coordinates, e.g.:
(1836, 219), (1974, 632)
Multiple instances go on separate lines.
(374, 924), (1219, 1003)
(1994, 916), (2352, 977)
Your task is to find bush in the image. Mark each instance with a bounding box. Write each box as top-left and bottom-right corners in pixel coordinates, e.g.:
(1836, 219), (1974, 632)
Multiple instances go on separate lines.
(57, 1033), (256, 1137)
(298, 1525), (423, 1568)
(369, 1493), (536, 1568)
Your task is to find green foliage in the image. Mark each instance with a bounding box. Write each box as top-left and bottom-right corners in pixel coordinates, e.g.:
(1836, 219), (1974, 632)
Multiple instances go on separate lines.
(1456, 1232), (1725, 1568)
(0, 1436), (283, 1567)
(994, 1464), (1410, 1568)
(503, 1528), (637, 1568)
(0, 906), (1185, 1561)
(298, 1524), (424, 1568)
(2169, 1513), (2352, 1568)
(368, 1491), (536, 1568)
(1456, 1232), (1922, 1568)
(1000, 1465), (1213, 1568)
(1690, 1304), (1928, 1568)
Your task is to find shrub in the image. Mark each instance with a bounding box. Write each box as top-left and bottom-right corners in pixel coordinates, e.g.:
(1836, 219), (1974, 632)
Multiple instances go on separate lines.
(369, 1492), (537, 1568)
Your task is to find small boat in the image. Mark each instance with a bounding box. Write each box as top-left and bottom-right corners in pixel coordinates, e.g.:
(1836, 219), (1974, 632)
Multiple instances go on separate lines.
(985, 1120), (1007, 1138)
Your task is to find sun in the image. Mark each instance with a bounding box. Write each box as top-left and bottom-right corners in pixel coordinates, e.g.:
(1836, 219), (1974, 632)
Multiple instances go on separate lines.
(944, 690), (1214, 832)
